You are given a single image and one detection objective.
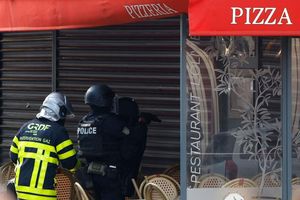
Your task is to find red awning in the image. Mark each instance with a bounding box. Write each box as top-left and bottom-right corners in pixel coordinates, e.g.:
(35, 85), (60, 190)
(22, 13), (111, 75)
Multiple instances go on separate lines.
(0, 0), (188, 32)
(189, 0), (300, 36)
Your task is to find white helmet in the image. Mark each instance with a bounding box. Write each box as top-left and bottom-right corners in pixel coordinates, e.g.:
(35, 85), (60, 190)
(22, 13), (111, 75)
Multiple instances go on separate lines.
(36, 92), (74, 121)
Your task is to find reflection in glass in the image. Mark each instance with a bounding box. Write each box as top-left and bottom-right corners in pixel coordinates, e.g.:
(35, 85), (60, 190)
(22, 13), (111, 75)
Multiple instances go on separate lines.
(186, 37), (282, 200)
(291, 38), (300, 200)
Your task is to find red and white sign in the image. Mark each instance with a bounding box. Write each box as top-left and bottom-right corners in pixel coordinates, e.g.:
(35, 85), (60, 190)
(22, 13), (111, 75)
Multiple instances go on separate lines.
(189, 0), (300, 36)
(0, 0), (188, 32)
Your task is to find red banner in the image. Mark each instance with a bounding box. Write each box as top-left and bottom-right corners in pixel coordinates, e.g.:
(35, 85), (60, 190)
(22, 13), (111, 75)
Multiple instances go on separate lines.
(189, 0), (300, 36)
(0, 0), (188, 32)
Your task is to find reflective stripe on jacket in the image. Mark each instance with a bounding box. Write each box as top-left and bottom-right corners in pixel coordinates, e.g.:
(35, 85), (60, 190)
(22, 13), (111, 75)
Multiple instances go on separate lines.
(10, 118), (80, 200)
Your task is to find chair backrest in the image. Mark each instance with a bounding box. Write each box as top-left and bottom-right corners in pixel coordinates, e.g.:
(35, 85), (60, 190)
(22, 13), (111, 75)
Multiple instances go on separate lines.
(142, 175), (178, 200)
(163, 164), (180, 184)
(55, 168), (76, 200)
(143, 182), (168, 200)
(292, 177), (300, 185)
(222, 178), (257, 188)
(0, 162), (15, 185)
(158, 174), (180, 195)
(139, 175), (156, 197)
(196, 173), (228, 188)
(74, 182), (89, 200)
(252, 173), (281, 187)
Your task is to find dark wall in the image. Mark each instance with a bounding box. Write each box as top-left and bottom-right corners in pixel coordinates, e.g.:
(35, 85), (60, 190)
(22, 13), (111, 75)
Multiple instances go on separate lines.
(0, 17), (180, 175)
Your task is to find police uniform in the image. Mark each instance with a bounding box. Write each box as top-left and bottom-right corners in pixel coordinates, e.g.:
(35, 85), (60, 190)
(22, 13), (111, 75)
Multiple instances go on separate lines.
(77, 111), (127, 200)
(120, 122), (148, 197)
(114, 97), (152, 197)
(10, 117), (80, 200)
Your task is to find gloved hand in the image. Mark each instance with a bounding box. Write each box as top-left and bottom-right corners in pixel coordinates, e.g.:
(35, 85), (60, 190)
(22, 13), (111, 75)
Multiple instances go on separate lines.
(139, 112), (161, 125)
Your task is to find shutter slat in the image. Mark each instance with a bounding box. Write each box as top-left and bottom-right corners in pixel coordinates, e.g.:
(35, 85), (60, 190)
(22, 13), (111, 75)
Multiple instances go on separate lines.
(0, 32), (52, 163)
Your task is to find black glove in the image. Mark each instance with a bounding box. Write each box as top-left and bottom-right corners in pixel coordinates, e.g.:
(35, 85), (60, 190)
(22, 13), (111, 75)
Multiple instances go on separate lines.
(139, 112), (161, 125)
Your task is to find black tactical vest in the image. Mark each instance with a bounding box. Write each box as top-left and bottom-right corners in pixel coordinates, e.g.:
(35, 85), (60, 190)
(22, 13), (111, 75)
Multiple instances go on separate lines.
(77, 113), (125, 165)
(77, 115), (106, 158)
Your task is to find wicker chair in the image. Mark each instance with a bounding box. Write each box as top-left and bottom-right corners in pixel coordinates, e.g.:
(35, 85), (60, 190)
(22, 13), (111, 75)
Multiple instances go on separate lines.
(55, 168), (77, 200)
(141, 175), (178, 200)
(74, 182), (90, 200)
(160, 174), (180, 195)
(252, 173), (281, 187)
(196, 173), (228, 188)
(222, 178), (257, 188)
(0, 162), (77, 200)
(163, 164), (180, 184)
(139, 175), (156, 197)
(292, 177), (300, 185)
(0, 162), (15, 185)
(139, 174), (180, 199)
(143, 182), (169, 200)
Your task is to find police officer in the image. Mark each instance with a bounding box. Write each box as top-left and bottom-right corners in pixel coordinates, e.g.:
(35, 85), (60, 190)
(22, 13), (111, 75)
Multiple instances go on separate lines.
(77, 84), (127, 200)
(9, 92), (80, 200)
(114, 96), (161, 197)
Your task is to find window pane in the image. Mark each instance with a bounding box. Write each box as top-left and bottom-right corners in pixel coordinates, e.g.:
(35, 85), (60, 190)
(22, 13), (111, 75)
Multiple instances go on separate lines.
(186, 36), (282, 200)
(291, 38), (300, 200)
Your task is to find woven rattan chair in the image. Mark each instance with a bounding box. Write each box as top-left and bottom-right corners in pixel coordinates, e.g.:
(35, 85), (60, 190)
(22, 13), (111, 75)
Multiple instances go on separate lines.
(159, 174), (180, 195)
(163, 164), (180, 184)
(55, 168), (77, 200)
(74, 182), (89, 200)
(222, 178), (257, 188)
(196, 173), (228, 188)
(139, 174), (179, 199)
(0, 162), (15, 185)
(252, 173), (281, 187)
(139, 175), (156, 197)
(143, 182), (168, 200)
(142, 175), (178, 200)
(292, 177), (300, 185)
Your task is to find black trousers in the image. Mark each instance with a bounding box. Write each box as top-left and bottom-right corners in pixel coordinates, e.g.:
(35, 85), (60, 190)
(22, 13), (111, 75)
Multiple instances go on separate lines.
(91, 174), (124, 200)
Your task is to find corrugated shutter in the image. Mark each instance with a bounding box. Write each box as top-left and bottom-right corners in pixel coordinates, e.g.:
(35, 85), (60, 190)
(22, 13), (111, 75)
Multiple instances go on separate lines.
(57, 17), (180, 174)
(0, 32), (52, 164)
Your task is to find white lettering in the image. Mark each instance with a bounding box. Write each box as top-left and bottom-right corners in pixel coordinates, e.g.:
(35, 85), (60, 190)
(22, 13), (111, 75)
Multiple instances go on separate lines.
(189, 93), (203, 186)
(77, 127), (97, 135)
(27, 123), (51, 131)
(231, 7), (243, 24)
(245, 7), (251, 24)
(231, 7), (293, 25)
(163, 3), (178, 14)
(125, 3), (178, 19)
(191, 166), (201, 174)
(253, 8), (264, 24)
(133, 5), (142, 18)
(191, 174), (200, 183)
(265, 8), (277, 25)
(28, 123), (36, 130)
(124, 6), (135, 19)
(145, 5), (157, 16)
(141, 5), (149, 17)
(278, 8), (293, 25)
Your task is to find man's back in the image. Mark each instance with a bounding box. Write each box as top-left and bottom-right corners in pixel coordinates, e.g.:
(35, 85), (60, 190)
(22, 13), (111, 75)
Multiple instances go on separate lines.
(10, 118), (78, 200)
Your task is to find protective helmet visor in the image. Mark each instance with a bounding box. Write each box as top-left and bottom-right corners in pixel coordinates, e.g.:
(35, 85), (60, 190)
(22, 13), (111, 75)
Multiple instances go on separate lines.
(64, 95), (75, 118)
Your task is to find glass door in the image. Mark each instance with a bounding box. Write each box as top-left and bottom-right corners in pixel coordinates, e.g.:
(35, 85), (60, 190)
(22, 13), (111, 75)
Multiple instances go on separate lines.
(291, 38), (300, 200)
(185, 36), (283, 200)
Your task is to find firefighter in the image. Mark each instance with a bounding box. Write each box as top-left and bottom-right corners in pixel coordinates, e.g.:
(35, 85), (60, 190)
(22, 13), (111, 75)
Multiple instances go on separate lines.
(9, 92), (80, 200)
(77, 84), (127, 200)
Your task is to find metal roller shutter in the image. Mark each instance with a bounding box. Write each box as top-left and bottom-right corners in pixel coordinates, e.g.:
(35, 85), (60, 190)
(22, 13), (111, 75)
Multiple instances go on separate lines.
(57, 17), (180, 174)
(0, 32), (52, 164)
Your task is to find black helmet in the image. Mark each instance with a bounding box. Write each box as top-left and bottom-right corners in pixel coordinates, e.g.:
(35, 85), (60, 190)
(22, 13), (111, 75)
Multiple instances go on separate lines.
(84, 84), (115, 108)
(114, 96), (139, 126)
